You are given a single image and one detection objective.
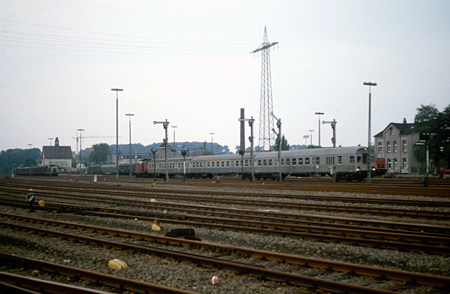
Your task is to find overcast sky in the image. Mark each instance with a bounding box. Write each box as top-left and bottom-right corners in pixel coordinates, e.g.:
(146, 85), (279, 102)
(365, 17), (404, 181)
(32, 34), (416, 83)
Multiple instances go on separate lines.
(1, 0), (449, 154)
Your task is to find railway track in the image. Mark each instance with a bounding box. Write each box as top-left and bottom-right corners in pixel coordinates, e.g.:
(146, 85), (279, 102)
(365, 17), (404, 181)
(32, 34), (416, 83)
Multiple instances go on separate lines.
(1, 214), (449, 293)
(1, 182), (449, 220)
(1, 194), (449, 255)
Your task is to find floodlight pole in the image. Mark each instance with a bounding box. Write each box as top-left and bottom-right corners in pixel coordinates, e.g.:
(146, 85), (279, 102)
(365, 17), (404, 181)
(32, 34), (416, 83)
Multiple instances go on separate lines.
(154, 119), (170, 183)
(111, 88), (123, 186)
(239, 116), (255, 182)
(363, 82), (377, 184)
(151, 148), (157, 182)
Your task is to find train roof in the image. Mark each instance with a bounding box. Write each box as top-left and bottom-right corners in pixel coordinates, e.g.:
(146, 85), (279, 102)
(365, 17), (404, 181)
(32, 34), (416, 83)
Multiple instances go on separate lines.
(188, 146), (367, 161)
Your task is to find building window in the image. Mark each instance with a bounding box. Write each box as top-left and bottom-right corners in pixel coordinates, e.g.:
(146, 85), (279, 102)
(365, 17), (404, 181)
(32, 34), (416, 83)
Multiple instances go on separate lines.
(393, 141), (398, 153)
(387, 141), (391, 153)
(394, 158), (398, 170)
(387, 158), (392, 170)
(402, 158), (408, 169)
(402, 140), (407, 153)
(389, 127), (393, 136)
(377, 142), (383, 154)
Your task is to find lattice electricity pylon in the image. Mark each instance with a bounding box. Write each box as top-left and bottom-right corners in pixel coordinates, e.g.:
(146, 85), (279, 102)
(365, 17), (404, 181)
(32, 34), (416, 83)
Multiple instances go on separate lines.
(251, 26), (278, 151)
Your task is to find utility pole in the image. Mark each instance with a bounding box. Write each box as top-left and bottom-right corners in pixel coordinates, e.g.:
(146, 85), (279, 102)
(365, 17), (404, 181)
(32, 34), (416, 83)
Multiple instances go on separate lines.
(209, 133), (215, 153)
(77, 129), (84, 177)
(271, 112), (282, 181)
(125, 114), (134, 180)
(111, 88), (123, 186)
(322, 119), (337, 147)
(363, 82), (377, 184)
(238, 116), (255, 182)
(315, 112), (324, 147)
(154, 119), (170, 183)
(251, 26), (278, 151)
(172, 126), (177, 152)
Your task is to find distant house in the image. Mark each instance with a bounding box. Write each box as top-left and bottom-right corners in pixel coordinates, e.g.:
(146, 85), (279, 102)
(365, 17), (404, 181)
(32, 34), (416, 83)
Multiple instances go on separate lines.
(374, 119), (419, 174)
(41, 137), (72, 169)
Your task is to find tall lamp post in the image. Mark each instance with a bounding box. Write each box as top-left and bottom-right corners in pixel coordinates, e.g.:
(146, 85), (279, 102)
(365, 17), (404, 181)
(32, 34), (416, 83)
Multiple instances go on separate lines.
(315, 112), (324, 147)
(77, 129), (84, 177)
(363, 82), (377, 184)
(111, 88), (123, 186)
(125, 113), (134, 180)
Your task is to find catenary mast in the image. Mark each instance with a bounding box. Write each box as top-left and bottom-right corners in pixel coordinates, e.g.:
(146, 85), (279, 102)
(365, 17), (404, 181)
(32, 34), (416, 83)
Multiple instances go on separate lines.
(251, 27), (278, 151)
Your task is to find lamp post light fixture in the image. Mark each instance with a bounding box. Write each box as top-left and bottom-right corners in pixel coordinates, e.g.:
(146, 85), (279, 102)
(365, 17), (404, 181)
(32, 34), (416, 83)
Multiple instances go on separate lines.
(363, 82), (377, 184)
(154, 119), (170, 183)
(77, 129), (84, 177)
(315, 112), (324, 147)
(111, 88), (123, 186)
(125, 114), (134, 180)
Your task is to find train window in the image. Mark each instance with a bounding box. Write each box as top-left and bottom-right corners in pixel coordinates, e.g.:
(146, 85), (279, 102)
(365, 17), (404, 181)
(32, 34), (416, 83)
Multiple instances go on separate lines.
(245, 160), (248, 167)
(315, 157), (320, 165)
(286, 158), (290, 165)
(258, 160), (262, 166)
(226, 161), (230, 167)
(221, 162), (224, 167)
(216, 162), (219, 167)
(268, 159), (273, 166)
(281, 159), (284, 165)
(357, 156), (361, 163)
(211, 162), (215, 167)
(235, 161), (239, 167)
(326, 157), (335, 165)
(305, 158), (310, 165)
(207, 162), (210, 167)
(349, 156), (355, 164)
(261, 159), (266, 166)
(292, 158), (296, 165)
(337, 156), (342, 164)
(298, 158), (303, 165)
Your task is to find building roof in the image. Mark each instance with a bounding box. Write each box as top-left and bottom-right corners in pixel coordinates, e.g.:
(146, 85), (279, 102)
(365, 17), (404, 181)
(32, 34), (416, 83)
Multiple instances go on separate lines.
(375, 122), (415, 137)
(43, 146), (72, 160)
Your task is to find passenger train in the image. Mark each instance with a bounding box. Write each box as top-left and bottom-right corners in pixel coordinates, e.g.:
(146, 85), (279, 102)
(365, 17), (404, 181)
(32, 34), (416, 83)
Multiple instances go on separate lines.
(135, 146), (374, 182)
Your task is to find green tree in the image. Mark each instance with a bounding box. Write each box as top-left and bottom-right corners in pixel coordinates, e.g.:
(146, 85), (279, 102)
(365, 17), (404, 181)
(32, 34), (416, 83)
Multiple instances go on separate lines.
(89, 143), (110, 164)
(274, 135), (290, 151)
(413, 104), (450, 170)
